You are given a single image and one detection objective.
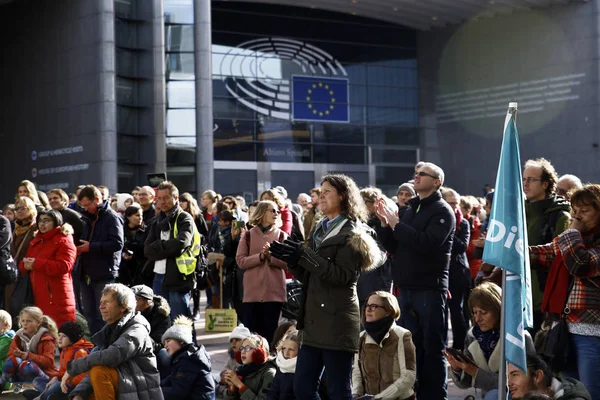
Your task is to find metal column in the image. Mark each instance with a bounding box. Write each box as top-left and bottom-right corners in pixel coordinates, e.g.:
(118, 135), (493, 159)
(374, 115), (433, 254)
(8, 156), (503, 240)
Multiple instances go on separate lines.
(194, 0), (214, 192)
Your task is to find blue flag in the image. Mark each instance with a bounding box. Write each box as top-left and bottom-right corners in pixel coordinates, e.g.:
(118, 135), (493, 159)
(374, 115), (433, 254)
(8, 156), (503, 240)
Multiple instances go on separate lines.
(482, 107), (533, 373)
(292, 76), (349, 123)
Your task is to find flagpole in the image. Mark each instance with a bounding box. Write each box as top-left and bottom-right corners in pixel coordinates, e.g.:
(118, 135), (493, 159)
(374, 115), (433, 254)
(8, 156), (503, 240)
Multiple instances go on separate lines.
(498, 102), (518, 400)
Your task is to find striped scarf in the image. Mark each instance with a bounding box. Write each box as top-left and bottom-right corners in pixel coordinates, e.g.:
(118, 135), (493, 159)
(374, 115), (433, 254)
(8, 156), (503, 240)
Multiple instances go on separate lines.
(312, 214), (347, 250)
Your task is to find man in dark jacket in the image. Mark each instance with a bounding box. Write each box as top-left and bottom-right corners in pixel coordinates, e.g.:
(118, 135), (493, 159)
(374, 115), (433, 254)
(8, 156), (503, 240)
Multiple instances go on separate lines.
(507, 353), (590, 400)
(523, 158), (571, 333)
(377, 162), (455, 400)
(132, 285), (172, 354)
(139, 186), (158, 226)
(48, 188), (85, 245)
(77, 185), (124, 335)
(145, 181), (196, 321)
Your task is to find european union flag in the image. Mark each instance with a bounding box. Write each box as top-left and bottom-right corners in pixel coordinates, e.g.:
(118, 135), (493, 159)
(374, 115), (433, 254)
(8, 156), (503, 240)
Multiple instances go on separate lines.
(292, 76), (349, 123)
(482, 104), (533, 373)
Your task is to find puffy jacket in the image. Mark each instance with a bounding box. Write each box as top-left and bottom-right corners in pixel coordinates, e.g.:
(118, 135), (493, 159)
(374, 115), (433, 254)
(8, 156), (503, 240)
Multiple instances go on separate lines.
(161, 343), (215, 400)
(9, 328), (59, 377)
(223, 360), (276, 400)
(0, 330), (15, 371)
(18, 224), (77, 328)
(68, 312), (163, 400)
(292, 219), (385, 353)
(449, 216), (471, 290)
(58, 208), (85, 245)
(140, 296), (172, 353)
(120, 225), (149, 286)
(465, 215), (482, 279)
(144, 205), (196, 293)
(380, 191), (455, 291)
(58, 338), (95, 387)
(551, 377), (591, 400)
(80, 200), (124, 281)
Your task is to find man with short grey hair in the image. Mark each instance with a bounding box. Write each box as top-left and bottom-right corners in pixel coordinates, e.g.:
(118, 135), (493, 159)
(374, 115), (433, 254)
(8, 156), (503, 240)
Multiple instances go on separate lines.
(557, 174), (583, 200)
(138, 186), (157, 225)
(65, 283), (163, 400)
(376, 161), (455, 400)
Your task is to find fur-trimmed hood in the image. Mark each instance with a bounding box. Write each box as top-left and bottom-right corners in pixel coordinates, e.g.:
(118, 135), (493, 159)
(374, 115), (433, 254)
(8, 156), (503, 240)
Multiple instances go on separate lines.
(60, 223), (74, 235)
(32, 223), (74, 240)
(153, 295), (171, 317)
(346, 222), (386, 271)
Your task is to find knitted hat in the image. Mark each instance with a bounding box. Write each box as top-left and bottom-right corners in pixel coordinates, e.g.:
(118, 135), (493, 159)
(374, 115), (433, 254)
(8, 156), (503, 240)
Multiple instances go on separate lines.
(229, 324), (251, 341)
(162, 316), (194, 345)
(397, 183), (416, 197)
(59, 321), (84, 344)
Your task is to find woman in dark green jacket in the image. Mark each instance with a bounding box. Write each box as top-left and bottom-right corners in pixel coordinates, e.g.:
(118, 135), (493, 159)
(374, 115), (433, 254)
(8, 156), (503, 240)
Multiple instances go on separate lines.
(271, 174), (385, 399)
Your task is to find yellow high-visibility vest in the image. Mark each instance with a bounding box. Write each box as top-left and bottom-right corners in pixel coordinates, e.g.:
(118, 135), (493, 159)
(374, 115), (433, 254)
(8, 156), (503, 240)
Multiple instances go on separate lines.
(173, 211), (201, 276)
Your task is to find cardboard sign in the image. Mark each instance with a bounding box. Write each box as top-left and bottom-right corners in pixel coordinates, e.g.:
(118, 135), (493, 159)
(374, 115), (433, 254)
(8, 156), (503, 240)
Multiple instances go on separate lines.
(205, 308), (237, 332)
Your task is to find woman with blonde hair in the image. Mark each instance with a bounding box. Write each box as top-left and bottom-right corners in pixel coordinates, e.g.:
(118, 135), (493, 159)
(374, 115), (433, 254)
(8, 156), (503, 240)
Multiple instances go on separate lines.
(352, 291), (417, 400)
(261, 189), (292, 236)
(15, 180), (44, 213)
(200, 190), (220, 231)
(0, 307), (59, 393)
(236, 200), (288, 343)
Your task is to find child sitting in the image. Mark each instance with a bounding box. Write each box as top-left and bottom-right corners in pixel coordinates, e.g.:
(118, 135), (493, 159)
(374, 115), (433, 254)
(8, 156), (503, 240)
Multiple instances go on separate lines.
(0, 310), (15, 391)
(161, 316), (215, 400)
(32, 321), (94, 400)
(0, 307), (59, 393)
(267, 331), (299, 400)
(217, 324), (251, 398)
(223, 334), (276, 400)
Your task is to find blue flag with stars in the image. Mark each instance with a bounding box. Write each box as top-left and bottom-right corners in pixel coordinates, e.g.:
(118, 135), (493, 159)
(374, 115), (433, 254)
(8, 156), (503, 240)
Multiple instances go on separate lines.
(482, 106), (533, 373)
(292, 76), (349, 123)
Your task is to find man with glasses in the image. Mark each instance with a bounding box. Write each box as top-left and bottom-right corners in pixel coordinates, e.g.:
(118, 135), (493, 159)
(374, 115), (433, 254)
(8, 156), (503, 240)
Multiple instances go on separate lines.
(138, 186), (157, 225)
(376, 162), (455, 400)
(523, 158), (571, 334)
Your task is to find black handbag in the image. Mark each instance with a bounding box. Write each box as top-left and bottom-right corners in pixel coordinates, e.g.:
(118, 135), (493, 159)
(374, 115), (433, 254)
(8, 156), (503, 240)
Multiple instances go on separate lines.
(540, 279), (574, 373)
(9, 272), (34, 318)
(0, 255), (18, 285)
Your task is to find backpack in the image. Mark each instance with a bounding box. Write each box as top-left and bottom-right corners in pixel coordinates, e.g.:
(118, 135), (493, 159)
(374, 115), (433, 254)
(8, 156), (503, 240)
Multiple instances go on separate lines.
(195, 243), (210, 290)
(289, 209), (305, 243)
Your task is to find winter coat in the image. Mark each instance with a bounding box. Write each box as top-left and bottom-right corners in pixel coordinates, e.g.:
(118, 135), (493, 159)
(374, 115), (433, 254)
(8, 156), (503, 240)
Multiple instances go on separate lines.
(450, 327), (534, 395)
(11, 222), (37, 265)
(143, 205), (157, 227)
(223, 360), (276, 400)
(550, 377), (591, 400)
(236, 227), (288, 303)
(58, 338), (95, 387)
(0, 216), (12, 280)
(266, 371), (295, 400)
(357, 215), (393, 306)
(302, 208), (322, 247)
(58, 207), (85, 245)
(8, 328), (59, 377)
(161, 343), (215, 400)
(145, 205), (196, 293)
(79, 200), (124, 281)
(526, 195), (571, 312)
(68, 311), (163, 400)
(279, 207), (293, 237)
(465, 215), (482, 279)
(292, 219), (385, 353)
(140, 295), (172, 353)
(18, 225), (77, 328)
(120, 224), (149, 286)
(380, 191), (455, 291)
(0, 330), (15, 371)
(352, 323), (416, 400)
(449, 217), (471, 290)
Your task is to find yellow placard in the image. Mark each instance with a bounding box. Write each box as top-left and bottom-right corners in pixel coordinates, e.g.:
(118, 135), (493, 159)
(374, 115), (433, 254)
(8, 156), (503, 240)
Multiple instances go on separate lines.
(205, 309), (238, 332)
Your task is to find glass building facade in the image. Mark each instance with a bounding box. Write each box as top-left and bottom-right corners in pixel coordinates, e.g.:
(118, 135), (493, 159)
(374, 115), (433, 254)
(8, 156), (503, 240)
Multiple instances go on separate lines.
(164, 1), (420, 197)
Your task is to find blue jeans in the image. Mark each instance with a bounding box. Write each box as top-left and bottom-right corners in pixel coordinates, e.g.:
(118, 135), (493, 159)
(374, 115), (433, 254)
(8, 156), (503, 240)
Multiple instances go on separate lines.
(153, 273), (165, 298)
(293, 344), (353, 400)
(81, 278), (113, 335)
(563, 333), (600, 400)
(168, 289), (191, 321)
(41, 380), (69, 399)
(157, 348), (172, 380)
(398, 289), (448, 400)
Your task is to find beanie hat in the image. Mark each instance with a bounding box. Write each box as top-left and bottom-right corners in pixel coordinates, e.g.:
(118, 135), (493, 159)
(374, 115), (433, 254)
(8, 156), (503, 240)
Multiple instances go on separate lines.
(59, 321), (84, 344)
(397, 183), (416, 197)
(162, 316), (194, 345)
(229, 324), (251, 341)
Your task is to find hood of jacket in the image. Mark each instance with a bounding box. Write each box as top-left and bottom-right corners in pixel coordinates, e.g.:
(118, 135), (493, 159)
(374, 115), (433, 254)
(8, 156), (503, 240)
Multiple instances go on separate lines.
(552, 377), (591, 400)
(347, 222), (386, 271)
(152, 295), (171, 318)
(116, 193), (134, 212)
(30, 223), (74, 244)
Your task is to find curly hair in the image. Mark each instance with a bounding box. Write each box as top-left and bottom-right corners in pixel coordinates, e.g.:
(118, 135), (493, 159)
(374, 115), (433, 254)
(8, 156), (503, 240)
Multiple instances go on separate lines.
(524, 158), (558, 196)
(16, 180), (41, 205)
(570, 184), (600, 212)
(320, 174), (368, 222)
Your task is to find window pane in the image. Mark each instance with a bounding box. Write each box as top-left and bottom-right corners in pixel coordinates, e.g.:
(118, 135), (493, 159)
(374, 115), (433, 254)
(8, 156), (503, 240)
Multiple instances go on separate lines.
(164, 0), (193, 24)
(167, 109), (195, 136)
(117, 106), (138, 135)
(214, 118), (255, 141)
(257, 142), (311, 163)
(166, 53), (195, 80)
(116, 78), (137, 106)
(313, 144), (365, 164)
(166, 25), (194, 52)
(214, 141), (255, 161)
(168, 81), (195, 108)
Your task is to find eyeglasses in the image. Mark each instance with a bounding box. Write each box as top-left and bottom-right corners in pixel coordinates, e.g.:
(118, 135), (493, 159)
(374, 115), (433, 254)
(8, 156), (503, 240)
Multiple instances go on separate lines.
(269, 209), (280, 215)
(15, 206), (26, 212)
(415, 171), (439, 179)
(522, 177), (543, 184)
(365, 303), (387, 312)
(240, 346), (256, 353)
(37, 218), (54, 224)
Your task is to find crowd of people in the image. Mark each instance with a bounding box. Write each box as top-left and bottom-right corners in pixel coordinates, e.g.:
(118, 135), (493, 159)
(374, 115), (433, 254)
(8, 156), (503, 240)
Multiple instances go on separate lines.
(0, 157), (595, 400)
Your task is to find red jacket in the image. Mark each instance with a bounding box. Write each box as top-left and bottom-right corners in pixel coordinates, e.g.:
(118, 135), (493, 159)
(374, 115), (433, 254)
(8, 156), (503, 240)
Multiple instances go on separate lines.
(58, 338), (95, 386)
(279, 207), (293, 236)
(19, 225), (77, 328)
(8, 332), (59, 377)
(466, 215), (482, 279)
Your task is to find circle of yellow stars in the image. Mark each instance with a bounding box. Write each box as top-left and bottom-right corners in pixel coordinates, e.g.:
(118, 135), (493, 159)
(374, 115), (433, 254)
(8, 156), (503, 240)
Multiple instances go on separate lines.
(306, 82), (335, 117)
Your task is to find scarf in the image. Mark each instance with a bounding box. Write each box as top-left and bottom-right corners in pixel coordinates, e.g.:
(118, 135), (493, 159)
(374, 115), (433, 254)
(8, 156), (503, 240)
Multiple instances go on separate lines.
(276, 351), (297, 373)
(258, 224), (273, 233)
(472, 324), (500, 361)
(16, 326), (49, 353)
(363, 316), (395, 345)
(237, 362), (264, 380)
(15, 217), (34, 237)
(312, 214), (347, 250)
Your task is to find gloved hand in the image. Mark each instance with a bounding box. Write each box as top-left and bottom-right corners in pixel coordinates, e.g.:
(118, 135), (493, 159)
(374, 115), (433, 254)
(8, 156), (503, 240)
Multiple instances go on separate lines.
(270, 239), (304, 268)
